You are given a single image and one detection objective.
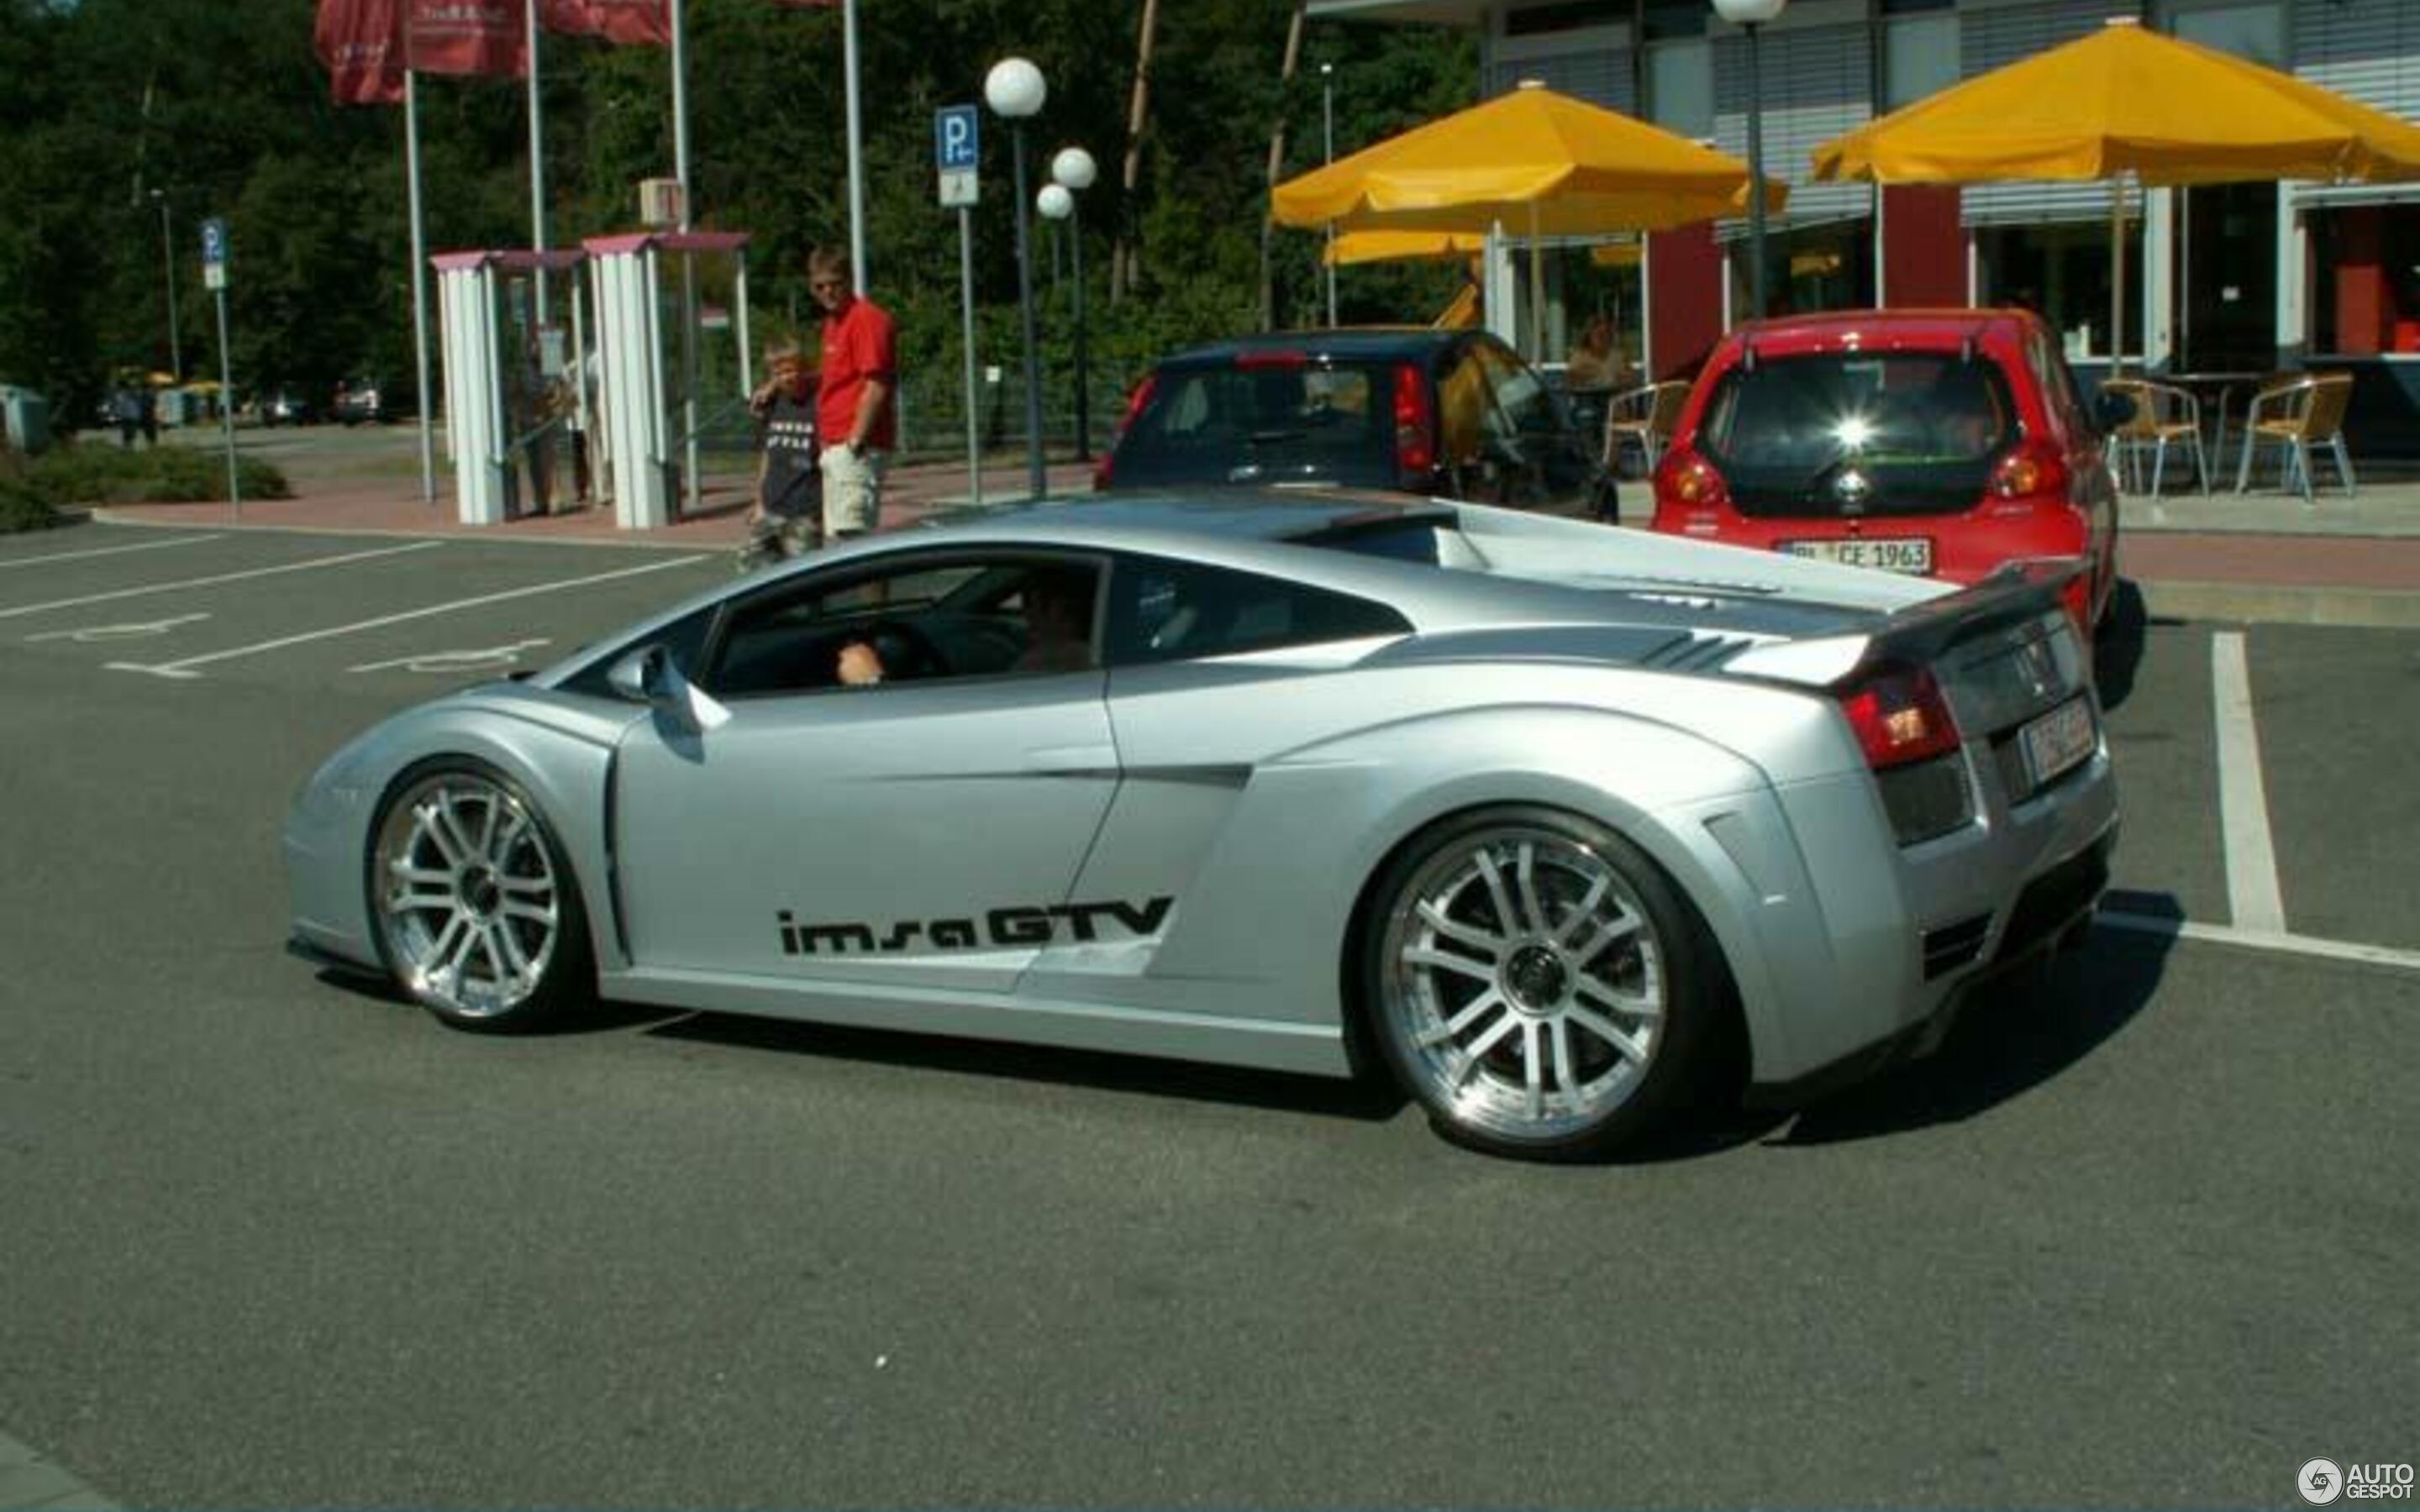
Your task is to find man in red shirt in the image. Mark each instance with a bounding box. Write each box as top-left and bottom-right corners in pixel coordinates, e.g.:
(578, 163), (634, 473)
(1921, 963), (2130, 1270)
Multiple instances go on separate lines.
(811, 246), (897, 541)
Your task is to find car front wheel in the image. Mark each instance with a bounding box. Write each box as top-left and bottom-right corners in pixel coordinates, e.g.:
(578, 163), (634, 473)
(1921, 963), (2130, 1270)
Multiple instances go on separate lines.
(1365, 806), (1716, 1160)
(366, 763), (592, 1032)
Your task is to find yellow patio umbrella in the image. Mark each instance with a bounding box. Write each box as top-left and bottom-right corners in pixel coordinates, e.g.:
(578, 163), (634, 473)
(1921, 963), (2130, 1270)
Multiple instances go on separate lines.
(1323, 229), (1488, 268)
(1276, 81), (1783, 360)
(1813, 16), (2420, 369)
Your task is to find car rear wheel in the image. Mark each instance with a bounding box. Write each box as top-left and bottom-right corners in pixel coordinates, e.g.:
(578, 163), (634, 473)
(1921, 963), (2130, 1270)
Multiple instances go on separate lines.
(1366, 806), (1713, 1160)
(367, 763), (591, 1032)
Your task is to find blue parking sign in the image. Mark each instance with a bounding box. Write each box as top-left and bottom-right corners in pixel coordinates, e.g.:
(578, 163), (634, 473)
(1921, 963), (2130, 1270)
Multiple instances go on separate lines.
(199, 217), (228, 266)
(935, 106), (979, 171)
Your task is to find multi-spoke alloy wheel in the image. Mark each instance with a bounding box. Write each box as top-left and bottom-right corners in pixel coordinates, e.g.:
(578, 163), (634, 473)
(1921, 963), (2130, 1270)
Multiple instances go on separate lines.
(369, 764), (590, 1031)
(1369, 807), (1710, 1158)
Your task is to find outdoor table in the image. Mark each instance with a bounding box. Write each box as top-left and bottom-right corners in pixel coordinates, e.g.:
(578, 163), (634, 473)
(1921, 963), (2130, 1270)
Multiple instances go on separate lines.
(2159, 370), (2269, 473)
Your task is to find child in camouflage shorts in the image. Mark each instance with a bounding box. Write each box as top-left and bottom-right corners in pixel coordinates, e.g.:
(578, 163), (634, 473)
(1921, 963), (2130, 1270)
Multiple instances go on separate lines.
(737, 339), (822, 573)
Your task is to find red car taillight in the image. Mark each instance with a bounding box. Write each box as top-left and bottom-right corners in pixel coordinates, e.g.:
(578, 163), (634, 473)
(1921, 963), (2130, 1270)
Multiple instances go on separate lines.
(1393, 360), (1436, 489)
(1657, 448), (1730, 510)
(1991, 440), (2070, 501)
(1093, 373), (1159, 491)
(1834, 663), (1962, 771)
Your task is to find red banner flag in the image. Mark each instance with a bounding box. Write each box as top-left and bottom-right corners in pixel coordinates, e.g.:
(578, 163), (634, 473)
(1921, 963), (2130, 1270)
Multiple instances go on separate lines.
(314, 0), (406, 106)
(403, 0), (528, 77)
(540, 0), (672, 44)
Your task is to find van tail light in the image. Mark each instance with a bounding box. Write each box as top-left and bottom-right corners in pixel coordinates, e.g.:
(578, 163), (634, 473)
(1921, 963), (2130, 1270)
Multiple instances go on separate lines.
(1991, 440), (2069, 501)
(1658, 448), (1730, 510)
(1834, 662), (1962, 771)
(1093, 373), (1159, 491)
(1392, 360), (1437, 490)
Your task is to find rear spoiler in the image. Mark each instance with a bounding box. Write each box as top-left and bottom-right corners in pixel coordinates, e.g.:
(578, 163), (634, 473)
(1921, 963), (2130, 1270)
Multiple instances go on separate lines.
(1726, 558), (2084, 689)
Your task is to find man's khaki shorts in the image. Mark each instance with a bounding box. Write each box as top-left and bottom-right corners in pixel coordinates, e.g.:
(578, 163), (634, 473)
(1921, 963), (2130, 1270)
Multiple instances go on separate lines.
(820, 444), (887, 537)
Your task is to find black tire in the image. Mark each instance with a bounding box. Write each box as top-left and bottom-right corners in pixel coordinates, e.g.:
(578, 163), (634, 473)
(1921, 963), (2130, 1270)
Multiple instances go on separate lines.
(1361, 805), (1718, 1161)
(364, 759), (594, 1033)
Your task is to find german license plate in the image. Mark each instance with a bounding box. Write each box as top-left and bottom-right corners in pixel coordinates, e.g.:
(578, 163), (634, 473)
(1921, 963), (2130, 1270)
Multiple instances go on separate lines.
(2018, 696), (2097, 789)
(1779, 537), (1935, 575)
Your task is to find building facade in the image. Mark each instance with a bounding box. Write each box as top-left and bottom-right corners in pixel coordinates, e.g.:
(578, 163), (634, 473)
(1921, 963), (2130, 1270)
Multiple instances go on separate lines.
(1311, 0), (2420, 444)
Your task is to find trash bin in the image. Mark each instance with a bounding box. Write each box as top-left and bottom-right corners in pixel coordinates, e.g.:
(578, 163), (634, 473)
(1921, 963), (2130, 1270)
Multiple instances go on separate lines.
(0, 386), (50, 455)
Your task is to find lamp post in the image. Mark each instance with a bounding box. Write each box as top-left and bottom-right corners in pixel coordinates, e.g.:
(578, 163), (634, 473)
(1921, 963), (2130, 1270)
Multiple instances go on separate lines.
(986, 57), (1049, 500)
(149, 189), (182, 381)
(1321, 62), (1337, 328)
(1047, 146), (1097, 461)
(1712, 0), (1786, 323)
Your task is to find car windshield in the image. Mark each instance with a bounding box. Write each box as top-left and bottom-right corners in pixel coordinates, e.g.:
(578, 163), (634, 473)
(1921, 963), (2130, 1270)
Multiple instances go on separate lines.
(1111, 360), (1395, 487)
(1698, 352), (2016, 518)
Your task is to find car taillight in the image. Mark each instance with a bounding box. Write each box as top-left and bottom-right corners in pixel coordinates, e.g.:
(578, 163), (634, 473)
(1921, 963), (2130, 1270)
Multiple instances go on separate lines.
(1393, 360), (1436, 489)
(1991, 441), (2069, 501)
(1659, 449), (1729, 509)
(1093, 374), (1159, 491)
(1835, 663), (1962, 770)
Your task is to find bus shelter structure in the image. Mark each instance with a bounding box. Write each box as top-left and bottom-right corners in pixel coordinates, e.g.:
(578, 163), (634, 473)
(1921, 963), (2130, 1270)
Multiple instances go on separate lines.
(583, 230), (755, 530)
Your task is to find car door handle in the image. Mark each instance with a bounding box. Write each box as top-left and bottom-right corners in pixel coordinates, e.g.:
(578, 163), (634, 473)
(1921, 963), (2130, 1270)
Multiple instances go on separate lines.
(1025, 743), (1118, 775)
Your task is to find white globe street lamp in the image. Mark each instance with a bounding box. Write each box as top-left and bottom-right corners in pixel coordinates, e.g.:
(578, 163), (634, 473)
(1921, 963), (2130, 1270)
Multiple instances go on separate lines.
(1047, 145), (1098, 459)
(987, 57), (1050, 497)
(1712, 0), (1787, 323)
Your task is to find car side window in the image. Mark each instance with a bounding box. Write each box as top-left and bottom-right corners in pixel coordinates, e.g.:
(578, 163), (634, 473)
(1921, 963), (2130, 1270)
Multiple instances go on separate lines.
(2028, 329), (2086, 442)
(1105, 556), (1411, 667)
(560, 604), (717, 700)
(702, 554), (1100, 697)
(1437, 354), (1491, 465)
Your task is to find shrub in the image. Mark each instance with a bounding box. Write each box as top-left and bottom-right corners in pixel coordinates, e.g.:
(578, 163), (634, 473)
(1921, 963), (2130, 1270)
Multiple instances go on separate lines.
(0, 469), (59, 533)
(27, 439), (290, 507)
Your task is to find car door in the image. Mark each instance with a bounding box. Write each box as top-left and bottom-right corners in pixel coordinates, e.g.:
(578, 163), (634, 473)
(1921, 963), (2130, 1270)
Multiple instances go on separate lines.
(1018, 552), (1414, 1006)
(611, 549), (1121, 996)
(1471, 338), (1601, 516)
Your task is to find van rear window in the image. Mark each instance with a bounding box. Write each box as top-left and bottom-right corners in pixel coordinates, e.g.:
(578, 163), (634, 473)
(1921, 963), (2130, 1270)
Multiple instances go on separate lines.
(1111, 363), (1393, 486)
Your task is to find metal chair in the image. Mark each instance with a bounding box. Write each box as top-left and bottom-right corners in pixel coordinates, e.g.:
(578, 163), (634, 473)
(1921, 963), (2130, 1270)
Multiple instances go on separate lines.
(1602, 380), (1690, 477)
(2108, 379), (2209, 498)
(2233, 371), (2356, 504)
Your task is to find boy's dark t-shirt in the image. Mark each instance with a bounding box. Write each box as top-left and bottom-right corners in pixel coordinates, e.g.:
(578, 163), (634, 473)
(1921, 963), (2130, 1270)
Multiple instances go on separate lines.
(759, 387), (820, 517)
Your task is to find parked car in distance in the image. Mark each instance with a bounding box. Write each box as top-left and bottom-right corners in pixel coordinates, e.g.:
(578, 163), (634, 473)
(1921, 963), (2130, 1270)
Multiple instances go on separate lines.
(333, 377), (408, 425)
(260, 386), (318, 427)
(1647, 308), (2131, 632)
(1097, 328), (1614, 521)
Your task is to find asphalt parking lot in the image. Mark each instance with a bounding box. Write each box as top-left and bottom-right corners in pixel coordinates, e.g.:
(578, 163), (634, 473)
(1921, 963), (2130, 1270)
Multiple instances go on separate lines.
(1, 519), (2412, 1508)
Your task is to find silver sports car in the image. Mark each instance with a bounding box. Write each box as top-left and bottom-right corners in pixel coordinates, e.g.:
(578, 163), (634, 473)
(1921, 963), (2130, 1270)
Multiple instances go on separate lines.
(287, 493), (2118, 1158)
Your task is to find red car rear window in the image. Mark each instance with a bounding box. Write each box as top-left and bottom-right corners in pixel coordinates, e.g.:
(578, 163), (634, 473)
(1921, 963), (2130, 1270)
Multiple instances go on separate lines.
(1698, 353), (2017, 518)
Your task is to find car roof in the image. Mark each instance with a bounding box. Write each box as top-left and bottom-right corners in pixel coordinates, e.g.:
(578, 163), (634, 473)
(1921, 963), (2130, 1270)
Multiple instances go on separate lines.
(1153, 328), (1469, 366)
(929, 489), (1446, 544)
(1723, 307), (2041, 357)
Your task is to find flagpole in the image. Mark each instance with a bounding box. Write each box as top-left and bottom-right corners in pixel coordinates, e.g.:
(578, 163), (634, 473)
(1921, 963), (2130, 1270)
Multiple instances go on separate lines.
(844, 0), (866, 291)
(527, 0), (549, 319)
(407, 68), (437, 504)
(671, 0), (699, 517)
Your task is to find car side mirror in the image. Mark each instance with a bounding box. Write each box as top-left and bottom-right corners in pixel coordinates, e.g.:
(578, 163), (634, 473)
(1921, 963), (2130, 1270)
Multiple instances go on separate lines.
(2092, 389), (2136, 433)
(607, 643), (677, 708)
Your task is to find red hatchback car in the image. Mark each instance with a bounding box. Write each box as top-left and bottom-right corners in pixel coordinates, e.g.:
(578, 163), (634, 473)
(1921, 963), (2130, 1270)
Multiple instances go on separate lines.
(1649, 309), (2129, 632)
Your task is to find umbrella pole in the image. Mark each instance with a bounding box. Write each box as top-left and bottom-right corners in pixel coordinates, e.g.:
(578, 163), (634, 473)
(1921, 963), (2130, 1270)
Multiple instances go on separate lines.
(2110, 174), (2128, 377)
(1528, 201), (1544, 365)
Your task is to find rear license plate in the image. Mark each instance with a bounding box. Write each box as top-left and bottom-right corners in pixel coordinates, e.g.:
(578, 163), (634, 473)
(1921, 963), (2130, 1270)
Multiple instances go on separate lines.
(2018, 696), (2097, 789)
(1778, 537), (1935, 575)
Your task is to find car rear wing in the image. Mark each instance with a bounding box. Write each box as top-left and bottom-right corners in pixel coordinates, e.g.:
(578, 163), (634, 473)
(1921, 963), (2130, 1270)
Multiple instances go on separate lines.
(1724, 558), (2086, 691)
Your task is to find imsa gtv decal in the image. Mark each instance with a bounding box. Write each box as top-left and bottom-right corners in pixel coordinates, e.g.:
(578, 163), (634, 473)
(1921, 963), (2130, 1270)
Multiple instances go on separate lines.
(777, 896), (1176, 957)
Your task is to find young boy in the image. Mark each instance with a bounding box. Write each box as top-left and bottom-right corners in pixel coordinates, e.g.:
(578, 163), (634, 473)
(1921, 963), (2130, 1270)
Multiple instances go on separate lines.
(737, 340), (822, 573)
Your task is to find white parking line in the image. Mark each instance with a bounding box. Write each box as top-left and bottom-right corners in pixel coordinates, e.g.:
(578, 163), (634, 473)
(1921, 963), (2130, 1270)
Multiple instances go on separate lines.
(108, 555), (707, 679)
(2212, 631), (2287, 934)
(27, 612), (211, 643)
(0, 541), (441, 621)
(2099, 910), (2420, 974)
(0, 532), (225, 570)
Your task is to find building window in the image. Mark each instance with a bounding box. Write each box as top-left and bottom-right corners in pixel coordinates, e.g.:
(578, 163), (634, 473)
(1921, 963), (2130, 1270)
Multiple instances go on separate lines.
(1502, 2), (1627, 38)
(2166, 0), (2286, 68)
(1640, 0), (1707, 42)
(2311, 204), (2420, 357)
(1882, 12), (1960, 109)
(1730, 221), (1876, 321)
(1975, 223), (2144, 362)
(1645, 37), (1714, 141)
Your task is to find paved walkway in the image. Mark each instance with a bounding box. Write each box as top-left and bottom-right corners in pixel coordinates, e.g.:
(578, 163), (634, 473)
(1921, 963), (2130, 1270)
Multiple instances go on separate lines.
(88, 433), (2420, 627)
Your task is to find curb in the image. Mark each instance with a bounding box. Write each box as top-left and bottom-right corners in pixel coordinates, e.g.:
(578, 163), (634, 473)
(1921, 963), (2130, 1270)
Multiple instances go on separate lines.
(2138, 579), (2420, 630)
